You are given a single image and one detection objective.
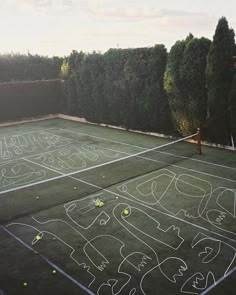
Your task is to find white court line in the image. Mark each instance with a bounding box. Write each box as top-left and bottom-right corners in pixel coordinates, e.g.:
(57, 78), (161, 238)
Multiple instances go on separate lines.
(23, 158), (63, 175)
(0, 128), (73, 166)
(1, 135), (236, 196)
(42, 129), (236, 183)
(0, 173), (64, 195)
(0, 225), (95, 295)
(60, 128), (236, 171)
(1, 127), (234, 195)
(2, 160), (234, 255)
(69, 176), (236, 244)
(87, 144), (236, 184)
(3, 158), (236, 281)
(1, 133), (208, 195)
(200, 266), (236, 295)
(0, 145), (74, 167)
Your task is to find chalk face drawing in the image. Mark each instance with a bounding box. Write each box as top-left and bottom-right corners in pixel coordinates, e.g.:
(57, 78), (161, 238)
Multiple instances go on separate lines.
(0, 130), (124, 192)
(0, 131), (72, 161)
(6, 179), (236, 294)
(29, 144), (122, 172)
(2, 130), (235, 294)
(204, 187), (236, 235)
(0, 161), (46, 189)
(118, 169), (212, 219)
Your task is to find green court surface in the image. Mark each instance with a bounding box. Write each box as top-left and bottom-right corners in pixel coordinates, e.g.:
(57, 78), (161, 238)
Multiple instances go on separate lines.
(0, 118), (236, 295)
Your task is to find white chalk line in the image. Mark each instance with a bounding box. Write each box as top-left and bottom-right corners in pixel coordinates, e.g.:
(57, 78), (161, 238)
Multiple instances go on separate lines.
(84, 144), (236, 184)
(4, 148), (236, 245)
(0, 122), (235, 294)
(1, 138), (236, 197)
(0, 133), (203, 195)
(2, 143), (236, 293)
(1, 125), (236, 245)
(60, 128), (236, 171)
(1, 126), (235, 196)
(0, 128), (73, 165)
(0, 127), (58, 141)
(0, 145), (75, 167)
(4, 152), (236, 246)
(0, 225), (95, 295)
(19, 129), (236, 186)
(68, 176), (236, 245)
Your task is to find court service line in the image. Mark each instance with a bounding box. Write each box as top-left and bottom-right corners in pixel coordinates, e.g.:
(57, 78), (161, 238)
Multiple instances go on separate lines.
(59, 128), (236, 171)
(68, 176), (236, 244)
(0, 225), (95, 295)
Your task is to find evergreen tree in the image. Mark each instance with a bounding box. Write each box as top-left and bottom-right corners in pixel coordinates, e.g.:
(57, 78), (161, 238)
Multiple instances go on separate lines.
(206, 17), (235, 144)
(62, 47), (170, 132)
(164, 34), (193, 135)
(180, 37), (211, 134)
(229, 73), (236, 141)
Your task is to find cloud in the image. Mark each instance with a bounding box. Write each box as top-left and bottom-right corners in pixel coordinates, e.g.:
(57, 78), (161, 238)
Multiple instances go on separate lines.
(15, 0), (86, 14)
(86, 4), (209, 22)
(20, 0), (52, 10)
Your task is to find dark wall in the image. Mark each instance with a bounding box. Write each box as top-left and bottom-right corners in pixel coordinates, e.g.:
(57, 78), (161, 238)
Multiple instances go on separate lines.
(0, 80), (63, 122)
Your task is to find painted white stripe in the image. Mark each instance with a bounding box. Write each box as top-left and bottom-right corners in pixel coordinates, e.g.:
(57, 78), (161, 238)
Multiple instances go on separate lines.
(0, 128), (72, 166)
(0, 225), (95, 295)
(23, 158), (63, 175)
(200, 266), (236, 295)
(1, 134), (236, 196)
(61, 128), (236, 171)
(2, 133), (209, 195)
(87, 144), (236, 183)
(45, 129), (236, 183)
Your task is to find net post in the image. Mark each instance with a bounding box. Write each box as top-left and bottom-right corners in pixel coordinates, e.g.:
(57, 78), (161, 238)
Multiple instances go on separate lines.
(197, 128), (202, 155)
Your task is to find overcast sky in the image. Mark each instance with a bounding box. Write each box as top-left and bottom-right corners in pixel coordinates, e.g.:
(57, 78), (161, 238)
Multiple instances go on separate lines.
(0, 0), (235, 57)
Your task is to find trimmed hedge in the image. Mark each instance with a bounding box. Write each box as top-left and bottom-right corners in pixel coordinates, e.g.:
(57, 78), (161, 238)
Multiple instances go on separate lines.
(62, 46), (173, 134)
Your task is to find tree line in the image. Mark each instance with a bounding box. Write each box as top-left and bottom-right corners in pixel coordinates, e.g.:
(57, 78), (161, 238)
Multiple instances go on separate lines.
(61, 46), (172, 133)
(0, 17), (235, 145)
(0, 53), (62, 82)
(62, 17), (236, 144)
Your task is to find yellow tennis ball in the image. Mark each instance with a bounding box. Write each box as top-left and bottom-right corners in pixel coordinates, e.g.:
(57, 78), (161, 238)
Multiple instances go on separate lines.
(99, 201), (104, 207)
(23, 282), (28, 287)
(95, 200), (100, 207)
(36, 235), (41, 240)
(123, 209), (129, 215)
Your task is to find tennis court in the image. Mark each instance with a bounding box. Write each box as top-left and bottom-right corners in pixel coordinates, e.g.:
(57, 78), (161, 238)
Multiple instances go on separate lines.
(0, 118), (236, 295)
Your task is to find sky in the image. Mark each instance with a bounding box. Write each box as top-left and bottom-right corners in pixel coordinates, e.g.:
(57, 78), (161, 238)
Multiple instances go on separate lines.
(0, 0), (235, 57)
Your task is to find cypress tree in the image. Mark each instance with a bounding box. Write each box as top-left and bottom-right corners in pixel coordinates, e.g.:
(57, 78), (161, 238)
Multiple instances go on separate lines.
(206, 17), (235, 144)
(180, 37), (211, 134)
(164, 34), (193, 135)
(229, 73), (236, 142)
